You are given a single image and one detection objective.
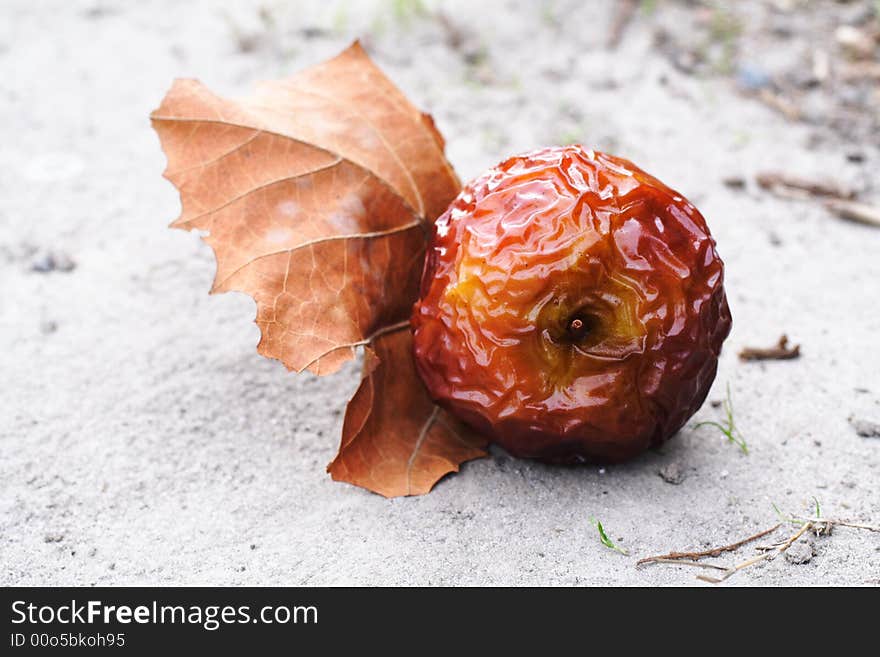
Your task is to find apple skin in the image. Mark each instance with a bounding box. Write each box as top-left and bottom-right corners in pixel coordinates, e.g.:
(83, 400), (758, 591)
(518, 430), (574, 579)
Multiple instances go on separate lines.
(411, 146), (731, 463)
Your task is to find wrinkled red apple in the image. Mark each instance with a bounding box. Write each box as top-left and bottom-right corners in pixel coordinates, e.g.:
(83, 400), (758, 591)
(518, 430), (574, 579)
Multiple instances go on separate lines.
(411, 145), (731, 463)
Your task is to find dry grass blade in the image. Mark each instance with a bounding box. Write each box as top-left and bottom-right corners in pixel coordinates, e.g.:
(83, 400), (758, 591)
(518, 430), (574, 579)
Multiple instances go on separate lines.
(607, 0), (638, 49)
(824, 199), (880, 228)
(792, 517), (880, 532)
(756, 171), (855, 200)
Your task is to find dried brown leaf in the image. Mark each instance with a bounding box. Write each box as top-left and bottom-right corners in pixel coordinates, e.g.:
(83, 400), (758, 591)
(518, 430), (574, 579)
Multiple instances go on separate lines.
(151, 43), (484, 497)
(150, 42), (459, 375)
(328, 329), (489, 498)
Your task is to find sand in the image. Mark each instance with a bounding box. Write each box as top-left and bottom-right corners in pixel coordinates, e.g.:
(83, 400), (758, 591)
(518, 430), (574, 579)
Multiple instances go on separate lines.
(1, 0), (878, 586)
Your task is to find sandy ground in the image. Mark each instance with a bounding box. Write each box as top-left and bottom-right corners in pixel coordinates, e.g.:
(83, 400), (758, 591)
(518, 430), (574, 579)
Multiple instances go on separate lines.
(1, 0), (878, 586)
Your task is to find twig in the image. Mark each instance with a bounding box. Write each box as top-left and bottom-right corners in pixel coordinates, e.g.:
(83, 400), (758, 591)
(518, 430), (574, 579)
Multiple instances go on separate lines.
(738, 335), (800, 361)
(757, 89), (801, 121)
(697, 522), (813, 584)
(756, 172), (855, 200)
(607, 0), (637, 49)
(839, 61), (880, 82)
(638, 523), (781, 565)
(641, 505), (879, 584)
(643, 558), (729, 571)
(435, 11), (467, 51)
(824, 199), (880, 228)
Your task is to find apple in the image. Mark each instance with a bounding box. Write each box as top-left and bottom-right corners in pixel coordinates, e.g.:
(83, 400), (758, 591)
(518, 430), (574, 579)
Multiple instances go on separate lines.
(411, 145), (731, 462)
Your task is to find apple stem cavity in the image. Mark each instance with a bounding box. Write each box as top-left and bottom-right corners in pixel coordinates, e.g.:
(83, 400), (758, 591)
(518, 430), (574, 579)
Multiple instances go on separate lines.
(567, 316), (590, 341)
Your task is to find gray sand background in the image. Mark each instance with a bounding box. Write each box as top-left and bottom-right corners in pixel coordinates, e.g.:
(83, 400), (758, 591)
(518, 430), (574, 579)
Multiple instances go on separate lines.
(2, 0), (878, 585)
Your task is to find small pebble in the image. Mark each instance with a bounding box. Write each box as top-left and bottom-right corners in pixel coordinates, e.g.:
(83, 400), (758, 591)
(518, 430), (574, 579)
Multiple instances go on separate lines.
(736, 64), (772, 92)
(769, 21), (793, 39)
(785, 541), (815, 565)
(658, 462), (686, 485)
(849, 416), (880, 438)
(30, 250), (76, 273)
(835, 25), (875, 59)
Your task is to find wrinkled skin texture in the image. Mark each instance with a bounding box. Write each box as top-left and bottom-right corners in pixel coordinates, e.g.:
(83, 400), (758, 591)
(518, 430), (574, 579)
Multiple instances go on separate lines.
(411, 146), (731, 463)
